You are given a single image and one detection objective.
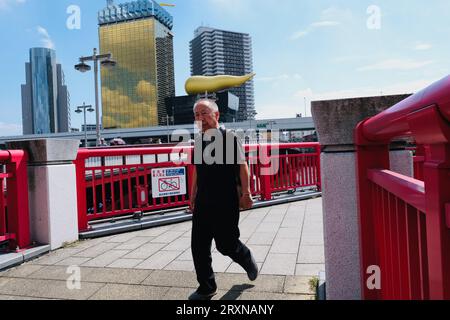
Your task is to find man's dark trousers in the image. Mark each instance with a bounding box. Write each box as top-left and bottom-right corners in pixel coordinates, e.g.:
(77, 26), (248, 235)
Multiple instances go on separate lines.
(191, 204), (253, 294)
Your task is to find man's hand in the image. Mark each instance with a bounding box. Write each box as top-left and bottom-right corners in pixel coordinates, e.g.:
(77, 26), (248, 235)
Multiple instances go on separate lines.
(190, 199), (195, 213)
(240, 193), (254, 211)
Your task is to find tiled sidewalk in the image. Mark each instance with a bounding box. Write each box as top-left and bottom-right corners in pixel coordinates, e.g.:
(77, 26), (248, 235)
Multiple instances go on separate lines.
(0, 197), (324, 300)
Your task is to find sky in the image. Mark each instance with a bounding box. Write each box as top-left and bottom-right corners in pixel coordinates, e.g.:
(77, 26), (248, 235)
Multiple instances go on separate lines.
(0, 0), (448, 136)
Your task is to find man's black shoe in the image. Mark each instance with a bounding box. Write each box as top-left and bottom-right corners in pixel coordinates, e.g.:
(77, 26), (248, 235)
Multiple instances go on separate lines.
(247, 253), (259, 281)
(188, 289), (218, 301)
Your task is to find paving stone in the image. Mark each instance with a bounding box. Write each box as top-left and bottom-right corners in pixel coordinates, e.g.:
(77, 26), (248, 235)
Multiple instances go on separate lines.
(164, 260), (195, 272)
(114, 237), (153, 250)
(248, 232), (277, 246)
(107, 259), (144, 269)
(215, 273), (285, 293)
(88, 283), (169, 300)
(255, 222), (281, 233)
(1, 264), (44, 278)
(122, 243), (166, 260)
(260, 254), (297, 275)
(30, 248), (84, 265)
(0, 278), (105, 300)
(270, 238), (301, 254)
(28, 265), (80, 281)
(135, 251), (182, 270)
(106, 231), (146, 243)
(55, 257), (92, 267)
(300, 234), (324, 246)
(298, 245), (325, 264)
(284, 276), (315, 295)
(162, 237), (191, 251)
(74, 242), (121, 258)
(151, 231), (185, 244)
(176, 249), (193, 261)
(248, 245), (270, 263)
(276, 227), (302, 239)
(82, 268), (152, 284)
(136, 226), (173, 237)
(295, 264), (325, 277)
(211, 253), (233, 273)
(142, 270), (198, 288)
(82, 250), (130, 268)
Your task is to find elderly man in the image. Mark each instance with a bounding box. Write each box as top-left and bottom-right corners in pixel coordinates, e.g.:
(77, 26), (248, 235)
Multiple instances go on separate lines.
(189, 99), (258, 300)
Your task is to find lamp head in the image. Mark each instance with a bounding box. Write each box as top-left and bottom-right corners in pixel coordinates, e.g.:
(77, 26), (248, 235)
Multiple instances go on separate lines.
(101, 58), (117, 69)
(75, 62), (91, 73)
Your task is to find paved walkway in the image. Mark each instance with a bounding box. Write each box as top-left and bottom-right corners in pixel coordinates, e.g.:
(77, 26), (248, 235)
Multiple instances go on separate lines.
(0, 197), (324, 300)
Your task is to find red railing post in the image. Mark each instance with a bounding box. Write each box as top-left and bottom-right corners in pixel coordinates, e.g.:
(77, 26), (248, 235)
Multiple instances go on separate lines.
(355, 121), (391, 300)
(421, 144), (450, 299)
(74, 155), (89, 232)
(315, 144), (322, 191)
(6, 150), (30, 250)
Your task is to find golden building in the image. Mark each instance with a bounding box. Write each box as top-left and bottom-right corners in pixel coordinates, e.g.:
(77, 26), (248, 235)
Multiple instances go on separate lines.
(98, 0), (175, 129)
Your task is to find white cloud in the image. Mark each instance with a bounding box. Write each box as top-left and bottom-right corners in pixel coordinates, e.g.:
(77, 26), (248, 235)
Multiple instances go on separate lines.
(310, 21), (340, 28)
(36, 25), (55, 49)
(357, 59), (434, 72)
(255, 74), (302, 82)
(414, 42), (432, 51)
(256, 78), (439, 120)
(0, 122), (22, 137)
(290, 7), (345, 40)
(0, 0), (25, 11)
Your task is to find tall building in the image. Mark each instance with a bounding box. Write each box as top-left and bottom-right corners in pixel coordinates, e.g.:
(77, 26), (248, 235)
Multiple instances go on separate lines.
(98, 0), (175, 129)
(21, 48), (70, 135)
(190, 27), (255, 122)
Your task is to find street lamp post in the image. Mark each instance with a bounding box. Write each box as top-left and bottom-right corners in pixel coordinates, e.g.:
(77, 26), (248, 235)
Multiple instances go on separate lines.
(166, 115), (174, 143)
(75, 103), (94, 147)
(75, 48), (116, 146)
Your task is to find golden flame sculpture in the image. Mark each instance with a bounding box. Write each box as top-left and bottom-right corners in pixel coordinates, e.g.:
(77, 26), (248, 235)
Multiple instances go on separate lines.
(185, 73), (256, 95)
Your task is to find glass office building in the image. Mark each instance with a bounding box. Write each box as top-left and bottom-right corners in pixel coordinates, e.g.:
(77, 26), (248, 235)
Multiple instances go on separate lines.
(98, 0), (175, 129)
(21, 48), (70, 134)
(190, 27), (255, 122)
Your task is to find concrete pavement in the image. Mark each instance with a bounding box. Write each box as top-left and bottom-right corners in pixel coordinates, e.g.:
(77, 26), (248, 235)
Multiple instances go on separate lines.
(0, 197), (324, 300)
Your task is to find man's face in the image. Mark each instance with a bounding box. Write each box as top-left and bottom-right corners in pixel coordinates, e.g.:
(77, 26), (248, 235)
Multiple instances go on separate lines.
(194, 103), (220, 133)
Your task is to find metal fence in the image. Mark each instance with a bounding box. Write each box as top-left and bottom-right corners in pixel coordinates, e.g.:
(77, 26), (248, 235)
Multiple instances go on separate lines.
(74, 143), (321, 232)
(0, 150), (30, 250)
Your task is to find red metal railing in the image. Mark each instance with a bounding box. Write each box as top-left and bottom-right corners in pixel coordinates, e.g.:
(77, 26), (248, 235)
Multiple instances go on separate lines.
(74, 143), (321, 232)
(355, 75), (450, 300)
(0, 150), (30, 251)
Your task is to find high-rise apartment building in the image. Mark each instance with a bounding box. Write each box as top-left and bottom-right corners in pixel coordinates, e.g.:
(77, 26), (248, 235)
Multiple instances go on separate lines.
(21, 48), (70, 135)
(190, 27), (255, 122)
(98, 0), (175, 129)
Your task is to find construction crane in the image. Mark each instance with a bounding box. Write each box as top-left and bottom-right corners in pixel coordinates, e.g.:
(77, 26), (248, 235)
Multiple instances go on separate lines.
(159, 3), (175, 7)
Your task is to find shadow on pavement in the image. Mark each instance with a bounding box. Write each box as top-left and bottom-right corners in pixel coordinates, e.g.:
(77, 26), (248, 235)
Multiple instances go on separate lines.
(219, 284), (255, 300)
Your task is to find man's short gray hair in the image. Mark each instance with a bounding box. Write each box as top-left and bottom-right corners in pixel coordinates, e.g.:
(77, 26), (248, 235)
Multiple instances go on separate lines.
(193, 99), (219, 113)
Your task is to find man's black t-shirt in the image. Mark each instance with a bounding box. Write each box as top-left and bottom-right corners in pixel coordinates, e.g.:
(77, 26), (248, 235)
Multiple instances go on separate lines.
(193, 128), (245, 209)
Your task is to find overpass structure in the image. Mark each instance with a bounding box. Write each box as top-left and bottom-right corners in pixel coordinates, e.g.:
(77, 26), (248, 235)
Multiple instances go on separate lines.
(0, 117), (315, 146)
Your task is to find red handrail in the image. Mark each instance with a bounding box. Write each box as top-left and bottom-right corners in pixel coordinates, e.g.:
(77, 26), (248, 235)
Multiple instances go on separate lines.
(361, 76), (450, 142)
(355, 75), (450, 300)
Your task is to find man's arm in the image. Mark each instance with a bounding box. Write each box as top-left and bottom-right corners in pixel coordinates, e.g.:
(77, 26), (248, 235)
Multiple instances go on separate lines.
(190, 166), (197, 212)
(239, 163), (253, 210)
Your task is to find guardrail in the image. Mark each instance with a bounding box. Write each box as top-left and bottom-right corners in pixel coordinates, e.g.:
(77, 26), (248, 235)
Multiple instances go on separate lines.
(74, 143), (321, 232)
(0, 150), (30, 251)
(355, 75), (450, 300)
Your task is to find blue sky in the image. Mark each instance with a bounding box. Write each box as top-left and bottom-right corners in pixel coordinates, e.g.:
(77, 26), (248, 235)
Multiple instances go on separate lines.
(0, 0), (448, 136)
